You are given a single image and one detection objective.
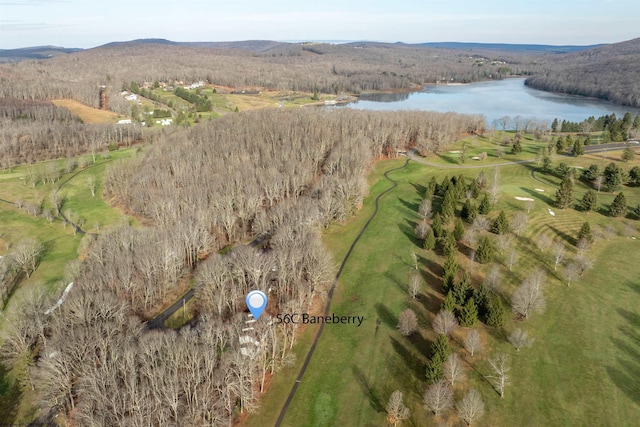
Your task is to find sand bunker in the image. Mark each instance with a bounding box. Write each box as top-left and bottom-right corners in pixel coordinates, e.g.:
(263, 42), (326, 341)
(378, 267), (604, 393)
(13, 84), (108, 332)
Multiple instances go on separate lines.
(570, 165), (584, 169)
(535, 188), (545, 192)
(548, 208), (555, 216)
(471, 156), (480, 160)
(515, 197), (534, 201)
(448, 150), (462, 154)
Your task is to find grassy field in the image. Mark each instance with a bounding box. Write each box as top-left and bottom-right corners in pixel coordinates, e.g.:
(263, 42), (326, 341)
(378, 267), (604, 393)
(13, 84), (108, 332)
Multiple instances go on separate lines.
(0, 149), (137, 423)
(51, 99), (121, 123)
(247, 148), (640, 426)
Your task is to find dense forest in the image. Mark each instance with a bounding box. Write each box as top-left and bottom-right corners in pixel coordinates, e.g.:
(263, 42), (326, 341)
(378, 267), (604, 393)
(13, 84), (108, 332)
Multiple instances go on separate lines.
(0, 109), (479, 425)
(525, 38), (640, 107)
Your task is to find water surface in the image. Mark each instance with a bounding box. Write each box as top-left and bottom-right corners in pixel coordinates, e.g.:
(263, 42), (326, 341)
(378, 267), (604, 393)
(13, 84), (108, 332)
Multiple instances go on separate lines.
(343, 78), (640, 127)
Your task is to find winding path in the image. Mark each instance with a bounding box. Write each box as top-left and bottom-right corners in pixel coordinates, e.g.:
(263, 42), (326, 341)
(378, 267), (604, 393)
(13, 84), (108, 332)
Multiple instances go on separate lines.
(275, 158), (410, 426)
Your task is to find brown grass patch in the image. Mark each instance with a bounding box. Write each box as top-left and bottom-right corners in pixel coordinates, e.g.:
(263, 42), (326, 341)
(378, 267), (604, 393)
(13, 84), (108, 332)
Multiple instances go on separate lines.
(52, 99), (120, 123)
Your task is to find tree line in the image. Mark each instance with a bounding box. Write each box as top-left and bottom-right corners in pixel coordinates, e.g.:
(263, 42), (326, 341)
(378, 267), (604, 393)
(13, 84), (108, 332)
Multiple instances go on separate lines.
(0, 99), (142, 168)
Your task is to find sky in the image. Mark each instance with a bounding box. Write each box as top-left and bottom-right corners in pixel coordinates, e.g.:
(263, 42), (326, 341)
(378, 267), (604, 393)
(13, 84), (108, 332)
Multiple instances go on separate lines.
(1, 0), (639, 49)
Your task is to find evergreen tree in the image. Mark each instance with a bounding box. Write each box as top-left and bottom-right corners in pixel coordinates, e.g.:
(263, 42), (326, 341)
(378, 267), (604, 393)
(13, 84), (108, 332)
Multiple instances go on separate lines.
(629, 166), (640, 186)
(491, 211), (510, 235)
(476, 236), (495, 264)
(474, 285), (491, 320)
(455, 174), (467, 197)
(555, 175), (574, 209)
(622, 147), (635, 162)
(461, 199), (471, 221)
(609, 192), (627, 217)
(425, 358), (444, 384)
(634, 203), (640, 219)
(573, 138), (584, 156)
(441, 188), (457, 222)
(468, 180), (480, 198)
(442, 254), (459, 293)
(551, 118), (559, 133)
(542, 156), (553, 173)
(556, 135), (566, 153)
(478, 194), (491, 215)
(485, 295), (506, 327)
(454, 218), (465, 241)
(440, 230), (458, 257)
(441, 290), (456, 313)
(466, 202), (478, 224)
(437, 176), (450, 197)
(426, 334), (451, 384)
(577, 222), (594, 244)
(426, 176), (438, 199)
(454, 272), (473, 305)
(423, 227), (437, 250)
(431, 213), (443, 238)
(582, 164), (600, 182)
(580, 190), (598, 212)
(512, 139), (522, 154)
(459, 298), (479, 327)
(603, 162), (626, 192)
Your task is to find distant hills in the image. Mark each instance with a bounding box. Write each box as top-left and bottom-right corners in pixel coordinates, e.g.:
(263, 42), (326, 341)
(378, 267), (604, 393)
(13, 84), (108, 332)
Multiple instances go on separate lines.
(404, 41), (604, 53)
(0, 45), (82, 62)
(0, 38), (609, 62)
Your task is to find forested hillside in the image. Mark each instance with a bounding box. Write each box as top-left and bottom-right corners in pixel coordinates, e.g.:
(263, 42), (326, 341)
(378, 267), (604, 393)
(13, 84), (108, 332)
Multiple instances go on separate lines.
(0, 109), (478, 425)
(525, 38), (640, 107)
(0, 42), (540, 115)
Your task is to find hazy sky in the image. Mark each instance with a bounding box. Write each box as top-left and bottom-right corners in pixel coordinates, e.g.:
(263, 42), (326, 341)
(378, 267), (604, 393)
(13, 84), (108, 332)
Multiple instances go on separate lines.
(1, 0), (638, 49)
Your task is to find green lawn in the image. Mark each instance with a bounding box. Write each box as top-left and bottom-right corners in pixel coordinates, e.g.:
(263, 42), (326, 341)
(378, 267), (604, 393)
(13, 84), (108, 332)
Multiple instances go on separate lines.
(249, 153), (640, 426)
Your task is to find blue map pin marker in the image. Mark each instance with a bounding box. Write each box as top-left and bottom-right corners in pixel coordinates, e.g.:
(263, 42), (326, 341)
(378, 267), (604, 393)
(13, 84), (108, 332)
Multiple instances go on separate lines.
(246, 290), (267, 320)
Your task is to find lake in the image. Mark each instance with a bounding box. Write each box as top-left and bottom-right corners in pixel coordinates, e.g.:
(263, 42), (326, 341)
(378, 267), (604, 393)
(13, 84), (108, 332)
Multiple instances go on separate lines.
(342, 78), (640, 128)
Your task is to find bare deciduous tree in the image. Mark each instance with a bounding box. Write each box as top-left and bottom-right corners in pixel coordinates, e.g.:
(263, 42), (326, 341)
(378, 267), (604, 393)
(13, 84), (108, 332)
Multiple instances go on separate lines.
(9, 238), (44, 278)
(536, 234), (551, 252)
(408, 273), (423, 299)
(433, 310), (458, 337)
(576, 254), (594, 276)
(594, 175), (604, 192)
(525, 200), (535, 214)
(563, 262), (580, 287)
(508, 328), (534, 351)
(506, 246), (519, 271)
(552, 241), (566, 271)
(386, 390), (410, 426)
(464, 329), (482, 357)
(443, 353), (465, 386)
(414, 221), (430, 240)
(484, 264), (502, 292)
(423, 380), (453, 415)
(456, 388), (485, 425)
(512, 268), (546, 319)
(510, 211), (528, 235)
(398, 309), (418, 336)
(419, 198), (433, 219)
(487, 353), (510, 397)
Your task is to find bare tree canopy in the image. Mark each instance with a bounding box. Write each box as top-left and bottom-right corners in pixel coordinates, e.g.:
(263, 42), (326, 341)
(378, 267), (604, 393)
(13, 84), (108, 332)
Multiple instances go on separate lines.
(387, 390), (411, 426)
(423, 380), (453, 415)
(457, 388), (485, 425)
(433, 310), (459, 336)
